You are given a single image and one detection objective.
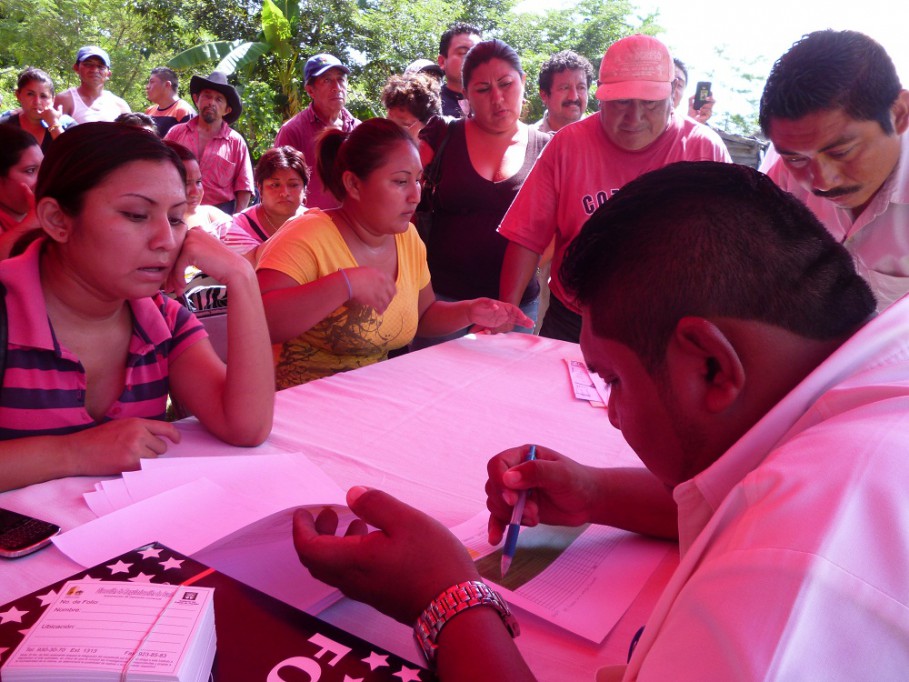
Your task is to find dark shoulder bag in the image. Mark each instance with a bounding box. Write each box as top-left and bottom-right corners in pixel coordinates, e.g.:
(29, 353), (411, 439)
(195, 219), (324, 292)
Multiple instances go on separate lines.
(414, 122), (453, 243)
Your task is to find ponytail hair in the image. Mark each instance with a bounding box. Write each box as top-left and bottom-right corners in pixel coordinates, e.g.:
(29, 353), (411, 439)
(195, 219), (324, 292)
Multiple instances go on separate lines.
(316, 118), (415, 201)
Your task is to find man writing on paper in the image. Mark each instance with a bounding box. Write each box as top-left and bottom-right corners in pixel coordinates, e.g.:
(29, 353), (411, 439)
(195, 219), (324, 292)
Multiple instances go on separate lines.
(293, 161), (909, 679)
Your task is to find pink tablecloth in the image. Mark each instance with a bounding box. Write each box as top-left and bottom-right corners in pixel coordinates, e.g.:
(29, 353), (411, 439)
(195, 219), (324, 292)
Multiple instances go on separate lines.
(0, 333), (675, 680)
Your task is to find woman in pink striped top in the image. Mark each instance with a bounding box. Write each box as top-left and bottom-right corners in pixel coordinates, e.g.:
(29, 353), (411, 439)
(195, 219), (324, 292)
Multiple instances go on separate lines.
(0, 123), (274, 492)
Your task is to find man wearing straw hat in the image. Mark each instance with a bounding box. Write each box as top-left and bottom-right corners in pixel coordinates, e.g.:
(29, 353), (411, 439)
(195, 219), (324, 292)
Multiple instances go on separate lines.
(165, 71), (254, 214)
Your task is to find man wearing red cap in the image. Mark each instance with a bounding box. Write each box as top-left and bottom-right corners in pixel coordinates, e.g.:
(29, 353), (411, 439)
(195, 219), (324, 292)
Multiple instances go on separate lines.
(498, 35), (731, 343)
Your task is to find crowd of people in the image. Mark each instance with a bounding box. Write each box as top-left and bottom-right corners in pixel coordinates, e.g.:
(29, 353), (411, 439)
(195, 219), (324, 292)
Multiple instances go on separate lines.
(3, 22), (909, 680)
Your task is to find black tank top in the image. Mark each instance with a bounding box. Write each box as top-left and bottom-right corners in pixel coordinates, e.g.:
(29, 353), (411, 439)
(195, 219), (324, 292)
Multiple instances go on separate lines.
(426, 119), (548, 303)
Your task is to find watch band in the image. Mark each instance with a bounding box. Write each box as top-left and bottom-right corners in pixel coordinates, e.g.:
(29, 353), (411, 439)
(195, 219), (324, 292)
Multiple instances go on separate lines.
(413, 580), (520, 666)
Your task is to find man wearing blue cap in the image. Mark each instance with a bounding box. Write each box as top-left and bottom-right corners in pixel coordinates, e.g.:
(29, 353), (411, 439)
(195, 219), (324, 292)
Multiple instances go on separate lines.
(55, 45), (130, 123)
(274, 53), (360, 209)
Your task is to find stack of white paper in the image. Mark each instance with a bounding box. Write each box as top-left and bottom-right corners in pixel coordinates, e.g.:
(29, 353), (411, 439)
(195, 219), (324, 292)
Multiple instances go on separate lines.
(1, 581), (215, 681)
(53, 453), (352, 616)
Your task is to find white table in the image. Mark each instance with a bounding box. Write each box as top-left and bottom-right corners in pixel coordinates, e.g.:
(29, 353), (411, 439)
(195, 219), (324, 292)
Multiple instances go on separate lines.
(0, 333), (676, 680)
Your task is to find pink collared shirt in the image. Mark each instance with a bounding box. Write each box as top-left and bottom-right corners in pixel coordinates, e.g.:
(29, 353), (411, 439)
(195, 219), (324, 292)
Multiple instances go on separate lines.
(165, 117), (254, 207)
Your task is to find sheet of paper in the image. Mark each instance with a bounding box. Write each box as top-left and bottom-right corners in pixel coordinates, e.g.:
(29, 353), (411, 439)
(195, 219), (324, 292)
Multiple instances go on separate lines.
(57, 456), (351, 616)
(130, 453), (342, 512)
(99, 477), (135, 509)
(565, 359), (611, 406)
(194, 505), (354, 615)
(83, 488), (117, 517)
(83, 452), (347, 518)
(0, 580), (214, 678)
(453, 512), (672, 643)
(56, 478), (268, 567)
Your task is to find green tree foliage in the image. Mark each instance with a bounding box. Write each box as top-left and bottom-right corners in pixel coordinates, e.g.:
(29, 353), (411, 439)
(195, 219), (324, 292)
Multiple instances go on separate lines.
(499, 0), (660, 122)
(703, 46), (765, 136)
(167, 0), (314, 117)
(0, 0), (208, 107)
(0, 0), (660, 159)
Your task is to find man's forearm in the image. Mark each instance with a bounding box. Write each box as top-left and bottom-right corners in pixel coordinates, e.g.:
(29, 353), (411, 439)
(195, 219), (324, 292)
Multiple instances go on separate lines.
(234, 190), (252, 212)
(500, 241), (541, 306)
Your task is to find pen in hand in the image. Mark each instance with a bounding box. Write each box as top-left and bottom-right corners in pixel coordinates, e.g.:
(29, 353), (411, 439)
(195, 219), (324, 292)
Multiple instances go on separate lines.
(500, 444), (537, 577)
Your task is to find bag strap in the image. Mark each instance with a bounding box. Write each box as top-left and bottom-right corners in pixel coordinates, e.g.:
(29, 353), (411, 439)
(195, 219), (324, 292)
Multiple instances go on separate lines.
(422, 121), (454, 196)
(243, 211), (270, 242)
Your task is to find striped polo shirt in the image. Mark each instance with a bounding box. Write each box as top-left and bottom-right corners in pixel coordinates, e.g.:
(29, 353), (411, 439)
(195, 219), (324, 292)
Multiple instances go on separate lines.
(0, 240), (206, 439)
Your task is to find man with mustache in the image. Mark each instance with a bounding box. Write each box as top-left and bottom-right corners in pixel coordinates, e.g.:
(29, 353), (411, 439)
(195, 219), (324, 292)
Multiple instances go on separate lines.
(761, 30), (909, 310)
(165, 71), (254, 215)
(533, 50), (594, 134)
(498, 35), (731, 343)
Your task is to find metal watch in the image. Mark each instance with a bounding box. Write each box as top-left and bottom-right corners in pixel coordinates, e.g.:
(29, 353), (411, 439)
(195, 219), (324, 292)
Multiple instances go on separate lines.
(413, 580), (520, 666)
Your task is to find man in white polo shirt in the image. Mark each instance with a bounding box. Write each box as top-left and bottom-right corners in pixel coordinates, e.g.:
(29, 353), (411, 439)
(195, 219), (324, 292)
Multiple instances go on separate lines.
(293, 163), (909, 680)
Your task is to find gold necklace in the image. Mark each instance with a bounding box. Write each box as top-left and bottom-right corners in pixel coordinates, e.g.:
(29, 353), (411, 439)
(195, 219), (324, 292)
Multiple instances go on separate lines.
(260, 206), (283, 235)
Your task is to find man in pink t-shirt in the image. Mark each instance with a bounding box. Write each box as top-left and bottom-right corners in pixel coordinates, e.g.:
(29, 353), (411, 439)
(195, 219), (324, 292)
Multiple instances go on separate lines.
(498, 34), (731, 343)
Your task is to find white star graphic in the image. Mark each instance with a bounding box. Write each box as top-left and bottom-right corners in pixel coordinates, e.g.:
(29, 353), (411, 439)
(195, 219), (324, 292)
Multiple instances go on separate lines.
(107, 559), (133, 574)
(159, 557), (184, 571)
(0, 646), (10, 661)
(342, 676), (364, 682)
(129, 572), (156, 583)
(0, 606), (27, 625)
(393, 666), (423, 682)
(17, 626), (31, 637)
(78, 575), (104, 583)
(362, 651), (389, 671)
(36, 589), (58, 607)
(137, 547), (162, 559)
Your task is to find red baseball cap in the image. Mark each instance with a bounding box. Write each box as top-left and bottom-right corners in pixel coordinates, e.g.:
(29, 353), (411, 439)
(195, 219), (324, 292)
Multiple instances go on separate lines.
(595, 35), (673, 102)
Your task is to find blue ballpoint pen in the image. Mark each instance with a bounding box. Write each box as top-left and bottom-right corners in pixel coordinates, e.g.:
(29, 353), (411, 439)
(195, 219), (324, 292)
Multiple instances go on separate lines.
(500, 444), (537, 577)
